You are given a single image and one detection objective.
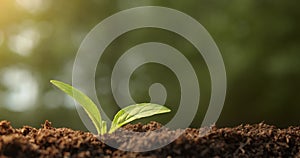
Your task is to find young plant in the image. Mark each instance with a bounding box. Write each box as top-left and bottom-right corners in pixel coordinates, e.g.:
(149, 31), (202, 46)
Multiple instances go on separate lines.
(50, 80), (171, 135)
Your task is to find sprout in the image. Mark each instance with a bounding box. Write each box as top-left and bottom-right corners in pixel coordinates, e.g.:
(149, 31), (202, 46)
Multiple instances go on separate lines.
(50, 80), (171, 135)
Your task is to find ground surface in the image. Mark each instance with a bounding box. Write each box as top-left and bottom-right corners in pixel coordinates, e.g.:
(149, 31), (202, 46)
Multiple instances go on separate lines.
(0, 120), (300, 158)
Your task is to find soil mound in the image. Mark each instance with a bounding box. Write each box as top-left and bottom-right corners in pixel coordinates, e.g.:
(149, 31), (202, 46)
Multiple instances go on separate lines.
(0, 120), (300, 157)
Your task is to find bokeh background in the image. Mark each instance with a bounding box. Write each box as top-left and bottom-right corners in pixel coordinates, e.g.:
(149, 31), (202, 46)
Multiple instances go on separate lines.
(0, 0), (299, 131)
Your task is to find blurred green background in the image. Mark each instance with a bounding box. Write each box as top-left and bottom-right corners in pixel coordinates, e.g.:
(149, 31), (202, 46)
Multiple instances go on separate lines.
(0, 0), (299, 131)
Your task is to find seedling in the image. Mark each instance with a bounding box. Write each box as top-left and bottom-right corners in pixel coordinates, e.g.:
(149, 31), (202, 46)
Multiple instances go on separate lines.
(50, 80), (171, 135)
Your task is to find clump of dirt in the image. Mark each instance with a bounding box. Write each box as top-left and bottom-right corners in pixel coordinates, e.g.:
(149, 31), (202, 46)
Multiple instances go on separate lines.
(0, 120), (300, 157)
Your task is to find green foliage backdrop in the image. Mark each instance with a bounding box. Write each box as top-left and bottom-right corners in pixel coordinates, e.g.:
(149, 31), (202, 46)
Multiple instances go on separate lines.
(0, 0), (299, 130)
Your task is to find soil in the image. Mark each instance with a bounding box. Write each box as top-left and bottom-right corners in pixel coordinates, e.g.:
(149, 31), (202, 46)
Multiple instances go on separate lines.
(0, 120), (300, 158)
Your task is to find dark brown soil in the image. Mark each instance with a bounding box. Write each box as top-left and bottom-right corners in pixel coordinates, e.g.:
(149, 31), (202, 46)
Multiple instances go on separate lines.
(0, 120), (300, 158)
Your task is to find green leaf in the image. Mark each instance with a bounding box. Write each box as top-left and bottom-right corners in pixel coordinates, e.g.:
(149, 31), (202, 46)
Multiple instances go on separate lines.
(50, 80), (102, 134)
(109, 103), (171, 133)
